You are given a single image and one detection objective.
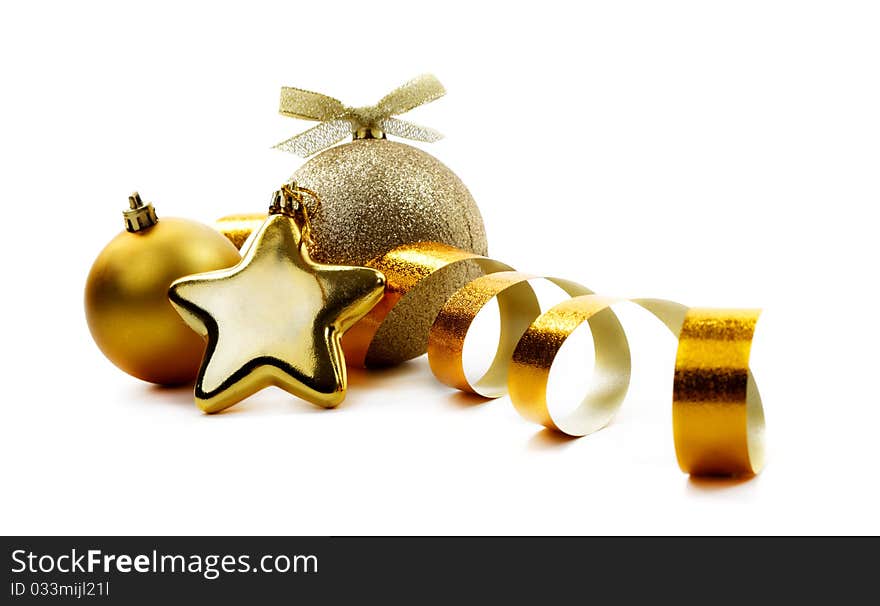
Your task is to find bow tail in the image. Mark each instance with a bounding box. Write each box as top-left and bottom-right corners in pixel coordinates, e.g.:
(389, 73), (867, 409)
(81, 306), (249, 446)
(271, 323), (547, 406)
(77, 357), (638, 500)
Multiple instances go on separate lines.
(380, 117), (444, 143)
(273, 120), (353, 157)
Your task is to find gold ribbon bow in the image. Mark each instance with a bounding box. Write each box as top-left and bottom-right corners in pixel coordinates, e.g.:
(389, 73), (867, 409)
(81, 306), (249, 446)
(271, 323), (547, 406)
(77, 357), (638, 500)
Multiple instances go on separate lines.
(273, 74), (446, 157)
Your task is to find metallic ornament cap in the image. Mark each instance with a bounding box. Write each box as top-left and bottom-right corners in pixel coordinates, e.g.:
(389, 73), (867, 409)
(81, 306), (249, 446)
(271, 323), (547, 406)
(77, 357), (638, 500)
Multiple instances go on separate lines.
(123, 192), (158, 233)
(168, 213), (385, 413)
(353, 126), (387, 140)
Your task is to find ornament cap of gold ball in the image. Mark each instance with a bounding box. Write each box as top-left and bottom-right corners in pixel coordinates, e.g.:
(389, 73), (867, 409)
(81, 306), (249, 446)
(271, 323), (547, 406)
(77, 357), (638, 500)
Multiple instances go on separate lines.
(122, 191), (158, 232)
(85, 192), (241, 385)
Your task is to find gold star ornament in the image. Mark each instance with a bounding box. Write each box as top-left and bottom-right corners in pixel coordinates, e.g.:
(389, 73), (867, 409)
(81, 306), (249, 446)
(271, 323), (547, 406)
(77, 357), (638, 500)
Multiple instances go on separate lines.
(168, 183), (385, 413)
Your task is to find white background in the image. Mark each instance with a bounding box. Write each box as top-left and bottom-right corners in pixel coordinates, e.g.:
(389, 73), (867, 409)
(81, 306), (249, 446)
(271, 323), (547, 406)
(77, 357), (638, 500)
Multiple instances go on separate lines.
(1, 1), (878, 535)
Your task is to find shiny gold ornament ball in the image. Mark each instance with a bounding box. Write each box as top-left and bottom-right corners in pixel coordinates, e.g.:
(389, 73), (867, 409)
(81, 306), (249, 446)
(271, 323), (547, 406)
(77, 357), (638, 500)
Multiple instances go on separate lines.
(85, 198), (241, 385)
(291, 139), (489, 366)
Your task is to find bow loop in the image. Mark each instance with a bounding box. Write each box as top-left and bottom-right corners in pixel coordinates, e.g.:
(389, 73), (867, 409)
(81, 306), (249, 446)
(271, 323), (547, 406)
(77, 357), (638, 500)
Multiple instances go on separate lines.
(375, 74), (446, 117)
(278, 87), (346, 122)
(273, 74), (446, 157)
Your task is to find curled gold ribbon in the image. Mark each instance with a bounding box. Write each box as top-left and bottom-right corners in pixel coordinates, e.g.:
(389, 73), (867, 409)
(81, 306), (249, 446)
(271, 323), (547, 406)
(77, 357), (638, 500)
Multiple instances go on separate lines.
(273, 74), (446, 157)
(355, 243), (765, 477)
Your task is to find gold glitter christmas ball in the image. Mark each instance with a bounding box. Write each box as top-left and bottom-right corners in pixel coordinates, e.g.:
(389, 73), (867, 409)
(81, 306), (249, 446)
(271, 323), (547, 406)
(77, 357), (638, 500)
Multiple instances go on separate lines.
(294, 138), (488, 366)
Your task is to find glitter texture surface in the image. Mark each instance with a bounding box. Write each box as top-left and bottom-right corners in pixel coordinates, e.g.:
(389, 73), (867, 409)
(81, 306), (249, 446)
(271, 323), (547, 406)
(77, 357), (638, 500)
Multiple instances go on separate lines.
(294, 139), (487, 265)
(292, 139), (488, 365)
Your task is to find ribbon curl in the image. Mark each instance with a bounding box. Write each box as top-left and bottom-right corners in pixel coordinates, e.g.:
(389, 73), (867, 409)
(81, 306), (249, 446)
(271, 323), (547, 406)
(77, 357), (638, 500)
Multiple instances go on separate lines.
(273, 74), (446, 157)
(346, 243), (766, 477)
(211, 217), (766, 477)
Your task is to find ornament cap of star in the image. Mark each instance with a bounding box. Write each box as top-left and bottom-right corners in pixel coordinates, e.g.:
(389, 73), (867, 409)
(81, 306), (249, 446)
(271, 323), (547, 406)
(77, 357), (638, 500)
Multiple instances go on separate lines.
(168, 197), (385, 413)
